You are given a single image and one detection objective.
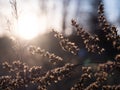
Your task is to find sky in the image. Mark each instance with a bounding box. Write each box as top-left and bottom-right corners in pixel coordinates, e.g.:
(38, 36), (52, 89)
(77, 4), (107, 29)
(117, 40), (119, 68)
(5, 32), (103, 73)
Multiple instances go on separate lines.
(103, 0), (120, 23)
(0, 0), (120, 39)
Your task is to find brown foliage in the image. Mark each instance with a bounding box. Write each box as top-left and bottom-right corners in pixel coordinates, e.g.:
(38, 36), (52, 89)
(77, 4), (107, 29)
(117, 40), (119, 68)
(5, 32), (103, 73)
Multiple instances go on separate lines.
(0, 2), (120, 90)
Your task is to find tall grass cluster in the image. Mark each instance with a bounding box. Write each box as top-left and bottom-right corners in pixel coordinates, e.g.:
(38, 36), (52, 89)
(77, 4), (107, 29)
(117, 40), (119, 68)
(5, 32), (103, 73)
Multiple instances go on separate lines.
(0, 2), (120, 90)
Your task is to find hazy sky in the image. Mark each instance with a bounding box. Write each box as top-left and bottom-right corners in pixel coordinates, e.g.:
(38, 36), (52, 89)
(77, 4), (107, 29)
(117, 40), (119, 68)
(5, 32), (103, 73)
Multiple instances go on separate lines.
(0, 0), (119, 23)
(0, 0), (120, 38)
(103, 0), (120, 23)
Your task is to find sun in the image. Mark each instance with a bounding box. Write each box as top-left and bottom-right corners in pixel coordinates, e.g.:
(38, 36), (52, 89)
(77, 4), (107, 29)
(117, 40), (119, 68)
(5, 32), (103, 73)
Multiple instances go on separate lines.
(15, 14), (47, 40)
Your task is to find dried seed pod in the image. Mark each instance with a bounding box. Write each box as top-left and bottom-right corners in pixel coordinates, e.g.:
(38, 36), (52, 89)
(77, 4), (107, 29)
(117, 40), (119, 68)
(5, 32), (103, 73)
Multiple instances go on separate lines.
(52, 30), (80, 55)
(98, 3), (120, 50)
(28, 46), (63, 64)
(71, 19), (105, 54)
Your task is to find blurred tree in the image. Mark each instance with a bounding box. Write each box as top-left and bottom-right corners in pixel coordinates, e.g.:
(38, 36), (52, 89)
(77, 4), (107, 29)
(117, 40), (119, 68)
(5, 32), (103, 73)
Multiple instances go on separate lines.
(87, 0), (101, 33)
(39, 0), (48, 14)
(61, 0), (71, 34)
(75, 0), (81, 18)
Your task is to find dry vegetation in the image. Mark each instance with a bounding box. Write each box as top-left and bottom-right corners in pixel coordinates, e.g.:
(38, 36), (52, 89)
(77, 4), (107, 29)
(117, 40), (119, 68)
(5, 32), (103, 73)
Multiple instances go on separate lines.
(0, 2), (120, 90)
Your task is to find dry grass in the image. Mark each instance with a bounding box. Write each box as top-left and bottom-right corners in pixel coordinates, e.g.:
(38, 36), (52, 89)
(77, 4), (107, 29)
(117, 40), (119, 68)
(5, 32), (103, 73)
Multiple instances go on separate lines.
(0, 2), (120, 90)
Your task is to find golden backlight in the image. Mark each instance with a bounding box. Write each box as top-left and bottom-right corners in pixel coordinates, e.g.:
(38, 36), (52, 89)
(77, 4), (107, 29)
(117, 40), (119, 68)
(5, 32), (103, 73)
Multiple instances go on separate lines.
(15, 14), (47, 40)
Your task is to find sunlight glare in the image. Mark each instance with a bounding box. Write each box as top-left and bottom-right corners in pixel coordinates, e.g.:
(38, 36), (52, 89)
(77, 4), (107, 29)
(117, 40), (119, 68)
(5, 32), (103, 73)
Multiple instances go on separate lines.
(15, 14), (47, 40)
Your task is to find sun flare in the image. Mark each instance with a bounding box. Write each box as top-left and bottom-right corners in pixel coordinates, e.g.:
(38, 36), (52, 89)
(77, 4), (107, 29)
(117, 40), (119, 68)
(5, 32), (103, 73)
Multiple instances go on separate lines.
(15, 14), (47, 40)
